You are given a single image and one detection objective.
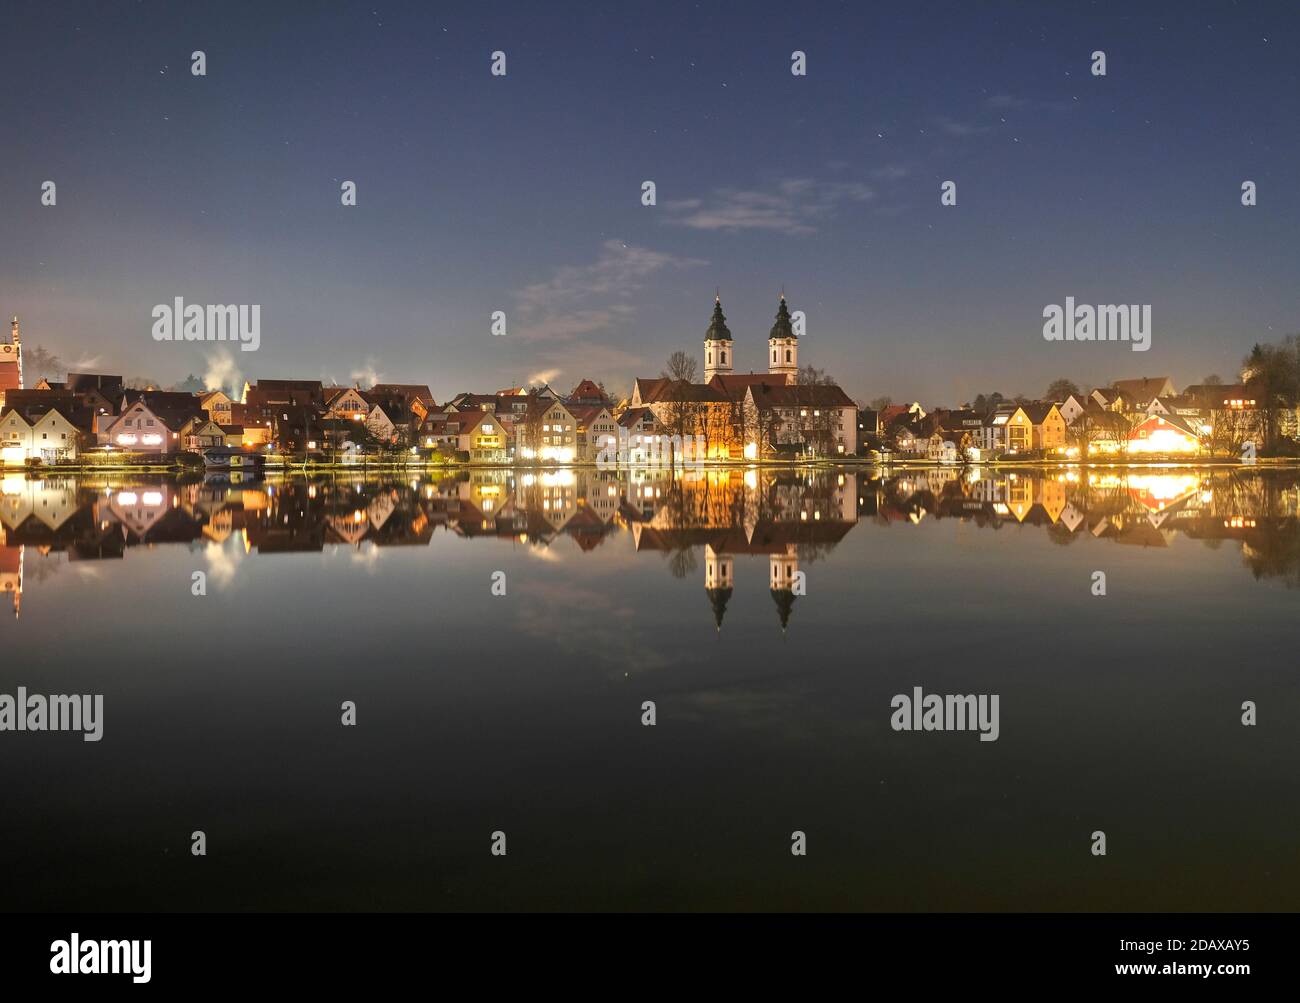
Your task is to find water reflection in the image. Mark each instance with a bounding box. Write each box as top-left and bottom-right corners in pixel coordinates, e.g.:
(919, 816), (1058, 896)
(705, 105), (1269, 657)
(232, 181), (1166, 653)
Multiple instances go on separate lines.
(3, 465), (1300, 617)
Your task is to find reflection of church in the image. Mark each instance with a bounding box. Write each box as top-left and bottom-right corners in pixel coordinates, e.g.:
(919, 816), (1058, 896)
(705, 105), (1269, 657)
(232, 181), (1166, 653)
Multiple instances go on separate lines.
(628, 471), (859, 633)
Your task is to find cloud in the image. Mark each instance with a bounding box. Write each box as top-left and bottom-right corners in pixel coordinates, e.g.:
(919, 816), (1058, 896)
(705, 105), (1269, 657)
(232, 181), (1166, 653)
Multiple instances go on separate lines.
(513, 240), (703, 343)
(934, 116), (990, 137)
(663, 178), (874, 234)
(70, 354), (103, 371)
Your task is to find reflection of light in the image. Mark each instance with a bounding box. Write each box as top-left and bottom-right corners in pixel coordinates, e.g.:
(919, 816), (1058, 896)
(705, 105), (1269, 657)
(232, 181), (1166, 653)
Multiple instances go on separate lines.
(744, 470), (758, 490)
(541, 470), (574, 487)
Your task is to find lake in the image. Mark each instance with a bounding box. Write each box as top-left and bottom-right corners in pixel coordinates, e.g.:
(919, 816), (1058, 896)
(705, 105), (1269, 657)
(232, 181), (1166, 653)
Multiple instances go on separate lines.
(2, 465), (1297, 911)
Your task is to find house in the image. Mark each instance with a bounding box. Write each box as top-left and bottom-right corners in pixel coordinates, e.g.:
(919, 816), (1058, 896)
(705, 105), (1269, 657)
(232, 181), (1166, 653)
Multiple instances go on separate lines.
(614, 407), (667, 464)
(364, 401), (409, 445)
(566, 403), (618, 461)
(99, 395), (204, 454)
(198, 390), (233, 425)
(515, 398), (579, 462)
(417, 416), (456, 452)
(0, 403), (88, 464)
(1018, 402), (1067, 452)
(565, 379), (612, 406)
(1057, 393), (1091, 426)
(323, 386), (373, 422)
(1128, 412), (1203, 455)
(180, 416), (227, 451)
(370, 384), (436, 411)
(449, 409), (508, 462)
(744, 382), (858, 457)
(242, 379), (325, 409)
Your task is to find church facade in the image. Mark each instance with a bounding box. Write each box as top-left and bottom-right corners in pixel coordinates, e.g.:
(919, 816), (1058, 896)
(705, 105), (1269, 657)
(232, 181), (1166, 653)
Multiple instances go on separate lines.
(631, 295), (856, 458)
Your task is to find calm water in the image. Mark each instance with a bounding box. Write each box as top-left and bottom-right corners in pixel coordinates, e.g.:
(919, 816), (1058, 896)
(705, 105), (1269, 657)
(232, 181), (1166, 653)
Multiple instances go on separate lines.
(2, 466), (1298, 912)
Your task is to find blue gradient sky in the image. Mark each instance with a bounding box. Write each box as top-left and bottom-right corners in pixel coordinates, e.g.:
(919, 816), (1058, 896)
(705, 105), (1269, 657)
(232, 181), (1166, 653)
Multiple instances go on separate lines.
(1, 0), (1297, 403)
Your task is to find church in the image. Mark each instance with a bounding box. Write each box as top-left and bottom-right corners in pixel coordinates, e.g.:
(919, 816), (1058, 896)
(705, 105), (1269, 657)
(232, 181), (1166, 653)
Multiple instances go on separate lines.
(0, 317), (22, 409)
(629, 295), (857, 458)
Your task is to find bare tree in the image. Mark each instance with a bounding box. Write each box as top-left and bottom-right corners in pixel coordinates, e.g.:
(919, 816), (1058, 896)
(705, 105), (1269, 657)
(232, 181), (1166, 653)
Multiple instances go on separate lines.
(662, 351), (698, 384)
(869, 395), (892, 412)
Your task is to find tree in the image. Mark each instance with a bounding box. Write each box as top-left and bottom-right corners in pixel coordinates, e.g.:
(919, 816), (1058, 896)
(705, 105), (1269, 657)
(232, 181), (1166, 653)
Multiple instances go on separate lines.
(796, 364), (836, 386)
(662, 351), (698, 384)
(972, 392), (1004, 416)
(1242, 336), (1300, 453)
(1202, 374), (1224, 386)
(1046, 378), (1080, 401)
(174, 373), (205, 393)
(24, 345), (62, 381)
(868, 396), (892, 411)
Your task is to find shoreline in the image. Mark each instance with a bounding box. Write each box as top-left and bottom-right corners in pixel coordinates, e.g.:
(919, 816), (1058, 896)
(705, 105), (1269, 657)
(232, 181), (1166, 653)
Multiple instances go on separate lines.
(3, 457), (1299, 476)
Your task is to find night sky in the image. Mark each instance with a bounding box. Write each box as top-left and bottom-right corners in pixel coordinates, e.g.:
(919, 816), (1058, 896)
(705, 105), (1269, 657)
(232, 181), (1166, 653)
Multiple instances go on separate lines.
(2, 0), (1297, 404)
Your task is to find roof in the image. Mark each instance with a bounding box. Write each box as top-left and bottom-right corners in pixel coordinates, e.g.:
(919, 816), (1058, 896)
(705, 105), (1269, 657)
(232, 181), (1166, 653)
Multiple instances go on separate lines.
(370, 383), (436, 405)
(65, 373), (124, 393)
(707, 373), (787, 399)
(1111, 377), (1173, 401)
(1018, 401), (1060, 424)
(566, 403), (611, 425)
(769, 296), (796, 340)
(747, 382), (856, 408)
(1133, 412), (1202, 437)
(566, 379), (610, 403)
(650, 380), (729, 404)
(705, 297), (732, 342)
(616, 406), (657, 428)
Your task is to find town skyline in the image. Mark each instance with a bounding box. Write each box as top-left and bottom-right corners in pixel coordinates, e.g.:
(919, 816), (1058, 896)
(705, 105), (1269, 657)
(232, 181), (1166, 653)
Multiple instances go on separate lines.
(3, 2), (1297, 404)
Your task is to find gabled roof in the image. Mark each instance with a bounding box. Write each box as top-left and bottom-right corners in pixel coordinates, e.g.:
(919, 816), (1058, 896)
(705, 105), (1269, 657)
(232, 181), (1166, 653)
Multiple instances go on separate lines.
(370, 383), (436, 405)
(616, 406), (657, 428)
(566, 378), (610, 403)
(1112, 376), (1174, 401)
(1018, 401), (1060, 425)
(707, 373), (787, 400)
(747, 382), (856, 408)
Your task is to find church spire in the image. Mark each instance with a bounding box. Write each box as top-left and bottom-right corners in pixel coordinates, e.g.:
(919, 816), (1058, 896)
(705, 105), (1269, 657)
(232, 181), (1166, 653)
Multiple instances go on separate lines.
(767, 294), (798, 384)
(703, 295), (733, 383)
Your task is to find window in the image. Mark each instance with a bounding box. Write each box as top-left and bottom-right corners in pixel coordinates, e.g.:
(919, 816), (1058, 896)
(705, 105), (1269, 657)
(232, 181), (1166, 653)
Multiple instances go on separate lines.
(785, 350), (792, 363)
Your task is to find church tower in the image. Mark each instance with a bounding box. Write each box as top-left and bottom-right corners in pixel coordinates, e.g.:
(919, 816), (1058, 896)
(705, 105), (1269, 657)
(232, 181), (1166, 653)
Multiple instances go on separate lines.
(0, 316), (21, 408)
(703, 295), (733, 384)
(769, 545), (799, 633)
(703, 544), (734, 632)
(767, 294), (797, 385)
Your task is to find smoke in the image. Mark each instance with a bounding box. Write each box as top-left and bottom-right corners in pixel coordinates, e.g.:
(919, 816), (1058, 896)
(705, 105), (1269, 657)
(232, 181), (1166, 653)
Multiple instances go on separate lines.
(350, 359), (384, 390)
(526, 368), (561, 387)
(204, 349), (243, 398)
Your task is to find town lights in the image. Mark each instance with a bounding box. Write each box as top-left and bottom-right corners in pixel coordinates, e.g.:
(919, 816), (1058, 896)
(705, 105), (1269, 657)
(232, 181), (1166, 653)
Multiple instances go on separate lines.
(743, 442), (758, 460)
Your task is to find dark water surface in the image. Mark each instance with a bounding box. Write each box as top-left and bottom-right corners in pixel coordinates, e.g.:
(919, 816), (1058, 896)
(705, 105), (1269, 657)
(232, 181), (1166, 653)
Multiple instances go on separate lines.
(2, 465), (1297, 911)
